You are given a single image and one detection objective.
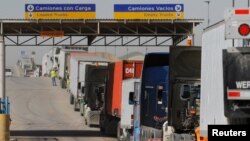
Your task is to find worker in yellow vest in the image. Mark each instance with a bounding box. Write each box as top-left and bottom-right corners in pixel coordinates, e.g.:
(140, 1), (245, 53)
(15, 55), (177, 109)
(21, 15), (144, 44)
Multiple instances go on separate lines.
(66, 74), (70, 92)
(50, 69), (57, 86)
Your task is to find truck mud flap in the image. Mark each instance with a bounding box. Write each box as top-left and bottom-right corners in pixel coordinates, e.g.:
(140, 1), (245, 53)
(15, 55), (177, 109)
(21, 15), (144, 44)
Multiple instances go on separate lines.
(86, 110), (101, 126)
(170, 133), (195, 141)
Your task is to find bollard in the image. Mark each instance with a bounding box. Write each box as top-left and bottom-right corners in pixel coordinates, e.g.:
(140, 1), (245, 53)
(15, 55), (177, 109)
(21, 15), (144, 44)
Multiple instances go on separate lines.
(0, 114), (10, 141)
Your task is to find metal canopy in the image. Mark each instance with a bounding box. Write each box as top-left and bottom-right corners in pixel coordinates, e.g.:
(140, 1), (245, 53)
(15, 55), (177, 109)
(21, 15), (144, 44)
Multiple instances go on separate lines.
(0, 19), (203, 46)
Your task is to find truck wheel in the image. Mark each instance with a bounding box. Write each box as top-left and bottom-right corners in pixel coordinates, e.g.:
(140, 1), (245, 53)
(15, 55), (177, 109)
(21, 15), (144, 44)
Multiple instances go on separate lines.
(60, 80), (63, 88)
(100, 127), (105, 134)
(99, 114), (106, 134)
(80, 102), (84, 116)
(117, 121), (124, 141)
(62, 80), (66, 89)
(80, 109), (84, 116)
(70, 95), (74, 105)
(74, 100), (80, 111)
(85, 118), (91, 127)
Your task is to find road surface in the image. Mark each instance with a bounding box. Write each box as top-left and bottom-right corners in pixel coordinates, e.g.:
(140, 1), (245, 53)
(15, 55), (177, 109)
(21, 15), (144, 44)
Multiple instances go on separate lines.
(7, 69), (116, 141)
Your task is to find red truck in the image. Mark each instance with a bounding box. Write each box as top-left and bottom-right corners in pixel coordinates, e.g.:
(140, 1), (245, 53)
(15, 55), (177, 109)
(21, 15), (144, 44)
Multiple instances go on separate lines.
(99, 60), (143, 140)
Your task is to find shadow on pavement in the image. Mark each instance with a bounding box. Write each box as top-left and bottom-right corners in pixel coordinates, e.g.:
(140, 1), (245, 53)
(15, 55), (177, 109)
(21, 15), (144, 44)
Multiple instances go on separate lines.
(11, 130), (107, 137)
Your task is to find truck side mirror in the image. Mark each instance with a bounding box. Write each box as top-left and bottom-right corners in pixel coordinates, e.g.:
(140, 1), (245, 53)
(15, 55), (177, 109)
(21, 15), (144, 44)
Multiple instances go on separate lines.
(129, 92), (134, 105)
(78, 82), (81, 90)
(157, 85), (164, 104)
(81, 87), (85, 94)
(181, 84), (191, 100)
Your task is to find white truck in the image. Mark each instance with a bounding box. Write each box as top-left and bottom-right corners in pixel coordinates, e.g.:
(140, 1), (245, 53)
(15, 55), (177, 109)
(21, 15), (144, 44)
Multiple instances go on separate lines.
(117, 78), (141, 141)
(57, 48), (87, 89)
(69, 54), (117, 112)
(199, 8), (250, 140)
(42, 47), (60, 76)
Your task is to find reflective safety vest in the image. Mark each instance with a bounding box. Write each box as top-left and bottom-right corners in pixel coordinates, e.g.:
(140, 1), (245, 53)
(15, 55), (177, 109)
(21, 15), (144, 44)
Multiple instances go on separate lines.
(66, 79), (70, 88)
(50, 70), (57, 78)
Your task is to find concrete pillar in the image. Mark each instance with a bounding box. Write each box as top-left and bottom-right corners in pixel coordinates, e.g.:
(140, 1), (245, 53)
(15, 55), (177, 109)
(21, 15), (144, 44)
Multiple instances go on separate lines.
(0, 24), (9, 141)
(0, 36), (5, 99)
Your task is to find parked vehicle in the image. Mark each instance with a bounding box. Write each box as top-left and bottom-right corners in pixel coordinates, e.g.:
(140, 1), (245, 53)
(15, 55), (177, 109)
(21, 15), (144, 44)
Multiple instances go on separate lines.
(5, 68), (13, 77)
(199, 8), (250, 141)
(99, 60), (143, 140)
(83, 64), (108, 127)
(133, 46), (201, 141)
(164, 47), (201, 141)
(57, 49), (87, 89)
(42, 47), (60, 76)
(69, 53), (117, 113)
(139, 53), (169, 140)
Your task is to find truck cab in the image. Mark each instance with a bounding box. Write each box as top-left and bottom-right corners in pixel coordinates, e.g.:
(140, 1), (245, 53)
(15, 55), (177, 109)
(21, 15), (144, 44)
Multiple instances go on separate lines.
(151, 47), (201, 141)
(140, 53), (169, 140)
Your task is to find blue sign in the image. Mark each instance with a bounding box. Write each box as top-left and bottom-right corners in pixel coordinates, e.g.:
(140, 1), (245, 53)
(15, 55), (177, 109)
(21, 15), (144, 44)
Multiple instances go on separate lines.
(114, 4), (184, 12)
(25, 4), (96, 12)
(114, 4), (184, 19)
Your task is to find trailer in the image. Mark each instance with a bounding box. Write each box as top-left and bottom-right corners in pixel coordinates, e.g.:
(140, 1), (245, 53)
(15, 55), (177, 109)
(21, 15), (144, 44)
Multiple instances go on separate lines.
(99, 60), (143, 139)
(199, 8), (250, 140)
(42, 52), (52, 77)
(57, 49), (87, 89)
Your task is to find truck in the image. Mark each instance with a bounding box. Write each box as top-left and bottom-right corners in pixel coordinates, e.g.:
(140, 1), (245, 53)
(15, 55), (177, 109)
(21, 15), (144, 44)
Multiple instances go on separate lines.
(137, 47), (201, 141)
(83, 64), (108, 127)
(139, 53), (170, 140)
(57, 48), (87, 89)
(164, 47), (201, 141)
(42, 47), (60, 76)
(99, 60), (143, 140)
(199, 8), (250, 140)
(69, 53), (117, 112)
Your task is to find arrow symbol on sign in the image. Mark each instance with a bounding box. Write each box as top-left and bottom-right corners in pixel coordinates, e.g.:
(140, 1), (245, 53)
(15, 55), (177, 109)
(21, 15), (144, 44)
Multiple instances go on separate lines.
(27, 5), (34, 12)
(29, 13), (33, 18)
(175, 5), (182, 12)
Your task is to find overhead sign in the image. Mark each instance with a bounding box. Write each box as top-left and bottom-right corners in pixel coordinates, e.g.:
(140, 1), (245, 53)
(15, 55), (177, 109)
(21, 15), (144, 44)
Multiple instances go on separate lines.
(114, 4), (184, 19)
(25, 4), (96, 19)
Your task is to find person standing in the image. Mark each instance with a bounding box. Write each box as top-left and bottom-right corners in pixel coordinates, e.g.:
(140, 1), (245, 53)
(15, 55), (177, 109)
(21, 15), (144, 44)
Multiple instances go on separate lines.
(50, 69), (57, 86)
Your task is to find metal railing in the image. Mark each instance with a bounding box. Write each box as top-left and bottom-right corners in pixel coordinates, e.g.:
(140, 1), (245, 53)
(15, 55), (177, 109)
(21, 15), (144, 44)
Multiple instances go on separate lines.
(0, 97), (10, 114)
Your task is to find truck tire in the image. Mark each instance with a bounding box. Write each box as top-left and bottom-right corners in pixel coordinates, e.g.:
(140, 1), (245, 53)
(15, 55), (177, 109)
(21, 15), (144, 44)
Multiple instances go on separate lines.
(63, 79), (66, 89)
(99, 113), (106, 134)
(74, 99), (80, 112)
(80, 107), (84, 116)
(70, 94), (74, 105)
(117, 121), (125, 141)
(100, 127), (105, 134)
(85, 117), (91, 127)
(61, 79), (66, 89)
(80, 101), (84, 116)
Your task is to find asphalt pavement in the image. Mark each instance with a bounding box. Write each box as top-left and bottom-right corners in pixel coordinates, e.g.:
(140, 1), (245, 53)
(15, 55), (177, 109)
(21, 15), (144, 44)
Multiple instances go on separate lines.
(6, 68), (116, 141)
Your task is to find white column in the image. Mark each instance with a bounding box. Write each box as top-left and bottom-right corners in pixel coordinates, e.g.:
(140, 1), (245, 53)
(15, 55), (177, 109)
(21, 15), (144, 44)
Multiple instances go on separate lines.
(0, 35), (5, 99)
